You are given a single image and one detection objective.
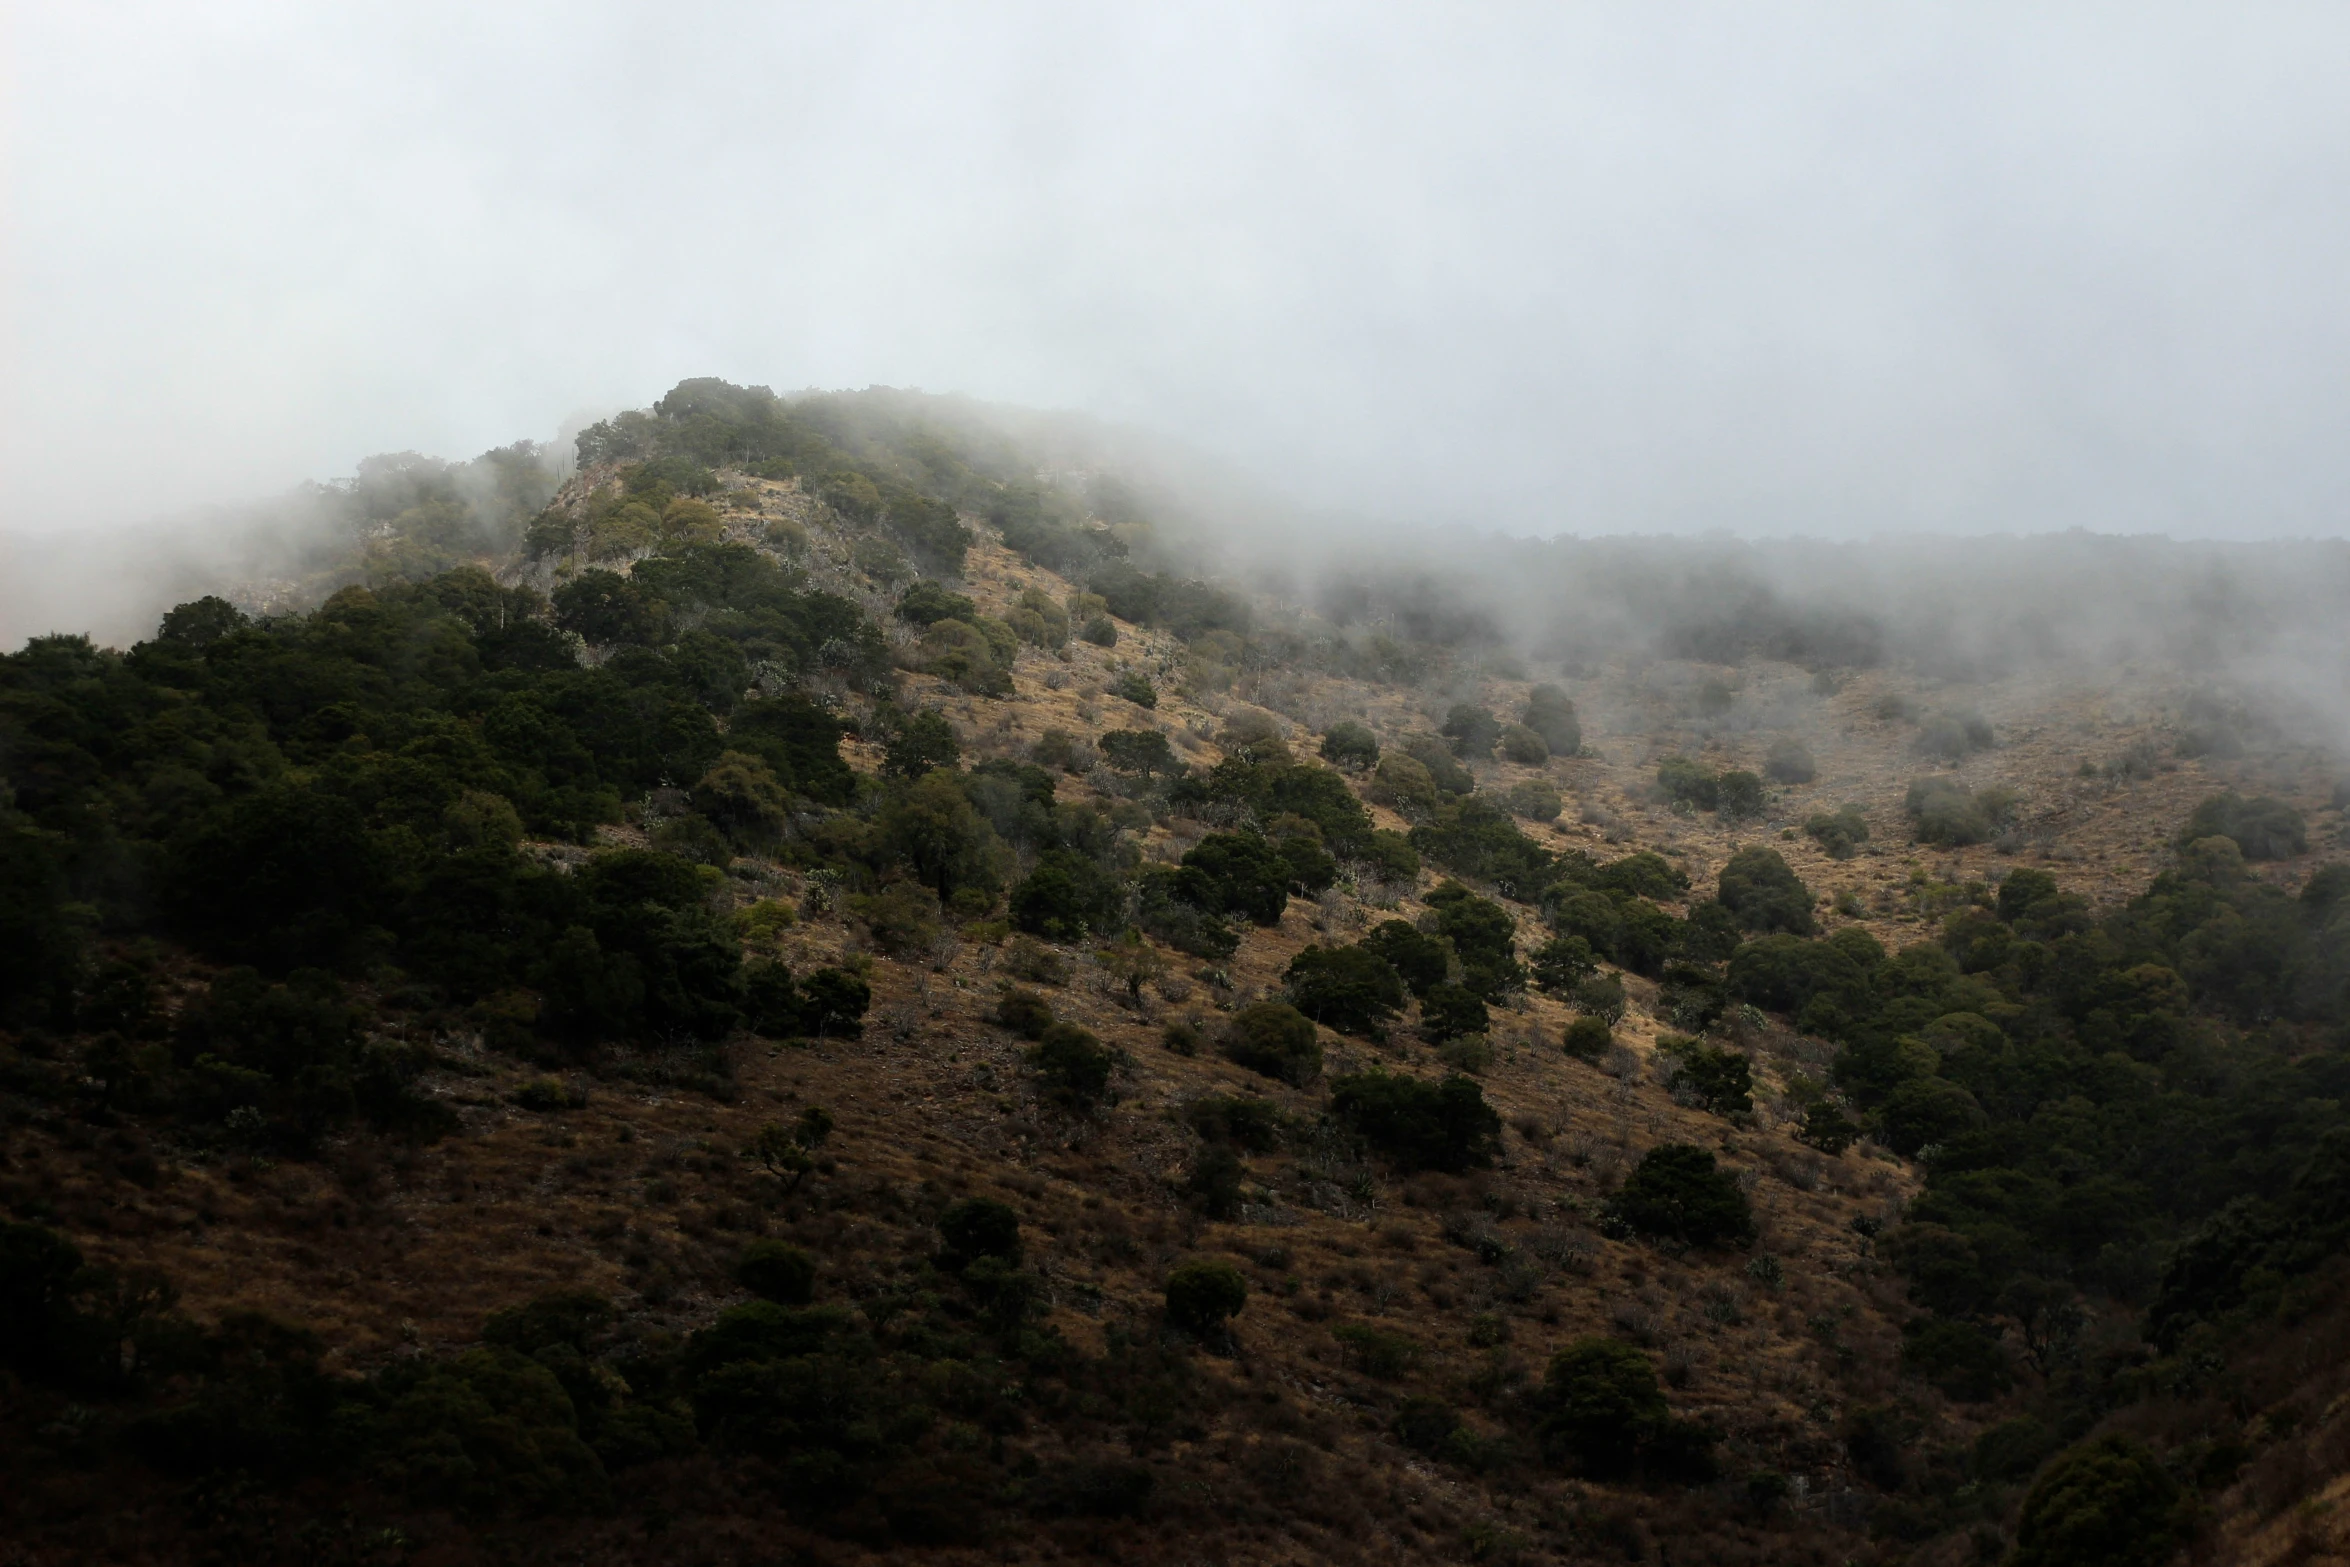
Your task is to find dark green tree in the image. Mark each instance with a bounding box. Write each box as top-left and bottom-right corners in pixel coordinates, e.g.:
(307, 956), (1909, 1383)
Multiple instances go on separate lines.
(1608, 1145), (1755, 1247)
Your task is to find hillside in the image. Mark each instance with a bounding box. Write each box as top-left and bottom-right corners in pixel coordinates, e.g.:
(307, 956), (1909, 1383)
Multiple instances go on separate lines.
(4, 380), (2349, 1566)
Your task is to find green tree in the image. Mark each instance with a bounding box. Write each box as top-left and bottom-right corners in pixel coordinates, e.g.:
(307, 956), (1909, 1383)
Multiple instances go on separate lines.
(1441, 704), (1501, 759)
(1319, 721), (1380, 771)
(1285, 945), (1406, 1034)
(1523, 685), (1581, 755)
(1031, 1022), (1116, 1110)
(1608, 1145), (1755, 1248)
(735, 1241), (816, 1304)
(1099, 728), (1177, 779)
(1537, 1338), (1714, 1480)
(2009, 1435), (2181, 1567)
(1329, 1071), (1500, 1172)
(1220, 1001), (1322, 1085)
(938, 1199), (1022, 1268)
(1363, 919), (1452, 994)
(1164, 1259), (1248, 1336)
(885, 710), (961, 778)
(1715, 846), (1817, 935)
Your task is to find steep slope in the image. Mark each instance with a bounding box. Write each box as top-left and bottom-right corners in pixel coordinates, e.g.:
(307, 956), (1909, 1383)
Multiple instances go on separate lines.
(3, 380), (2348, 1566)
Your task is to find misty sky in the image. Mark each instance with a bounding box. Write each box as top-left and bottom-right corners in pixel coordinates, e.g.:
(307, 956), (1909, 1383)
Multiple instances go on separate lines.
(11, 3), (2350, 545)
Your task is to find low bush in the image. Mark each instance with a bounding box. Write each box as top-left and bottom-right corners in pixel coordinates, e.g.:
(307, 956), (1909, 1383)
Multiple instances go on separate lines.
(1657, 1037), (1753, 1117)
(1319, 722), (1380, 770)
(1164, 1259), (1248, 1336)
(1537, 1337), (1716, 1481)
(1220, 1002), (1322, 1085)
(1607, 1145), (1754, 1248)
(938, 1198), (1023, 1268)
(1329, 1070), (1500, 1172)
(1499, 724), (1550, 765)
(995, 987), (1055, 1038)
(1764, 738), (1815, 784)
(1285, 945), (1406, 1034)
(1531, 933), (1598, 992)
(1442, 704), (1501, 759)
(1561, 1016), (1614, 1061)
(1714, 846), (1816, 935)
(1905, 777), (2016, 847)
(1804, 804), (1870, 859)
(1656, 756), (1718, 810)
(1523, 685), (1581, 754)
(735, 1241), (816, 1305)
(2181, 791), (2307, 860)
(1504, 779), (1562, 820)
(1031, 1023), (1116, 1109)
(1109, 670), (1157, 708)
(2009, 1435), (2181, 1567)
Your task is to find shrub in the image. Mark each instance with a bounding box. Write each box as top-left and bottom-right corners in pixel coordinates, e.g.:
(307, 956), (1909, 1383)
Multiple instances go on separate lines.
(1369, 753), (1440, 819)
(1764, 738), (1816, 783)
(1538, 1337), (1715, 1481)
(1715, 846), (1817, 935)
(1504, 779), (1562, 821)
(1359, 829), (1422, 884)
(1523, 685), (1581, 754)
(1608, 1145), (1755, 1248)
(1658, 1037), (1753, 1117)
(1917, 710), (1995, 761)
(1562, 1016), (1614, 1061)
(1905, 777), (2010, 847)
(1876, 1076), (1987, 1156)
(1079, 615), (1118, 647)
(2010, 1435), (2181, 1567)
(1593, 851), (1690, 901)
(1176, 832), (1292, 925)
(1656, 756), (1718, 809)
(1714, 770), (1765, 820)
(1319, 722), (1380, 771)
(1406, 737), (1478, 795)
(1005, 585), (1070, 647)
(897, 581), (977, 627)
(995, 987), (1055, 1038)
(1285, 945), (1406, 1034)
(1109, 670), (1157, 708)
(1184, 1145), (1245, 1219)
(1499, 724), (1551, 765)
(885, 710), (962, 778)
(1804, 805), (1870, 859)
(1901, 1317), (2011, 1401)
(1009, 849), (1124, 940)
(1164, 1259), (1248, 1335)
(1442, 704), (1502, 759)
(1099, 729), (1177, 778)
(1419, 982), (1490, 1042)
(1796, 1099), (1859, 1155)
(1184, 1094), (1283, 1152)
(1362, 919), (1451, 994)
(1031, 1022), (1116, 1109)
(847, 883), (942, 956)
(692, 752), (791, 847)
(1329, 1071), (1501, 1172)
(735, 1241), (815, 1305)
(1332, 1322), (1420, 1377)
(938, 1198), (1022, 1269)
(1531, 934), (1598, 992)
(2181, 791), (2307, 860)
(1221, 1001), (1322, 1086)
(1574, 972), (1627, 1024)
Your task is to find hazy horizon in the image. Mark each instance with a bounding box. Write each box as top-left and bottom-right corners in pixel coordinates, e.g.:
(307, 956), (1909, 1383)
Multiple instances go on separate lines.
(12, 4), (2350, 572)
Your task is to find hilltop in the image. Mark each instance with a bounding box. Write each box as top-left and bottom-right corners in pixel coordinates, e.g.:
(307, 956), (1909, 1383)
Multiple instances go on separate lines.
(4, 379), (2349, 1566)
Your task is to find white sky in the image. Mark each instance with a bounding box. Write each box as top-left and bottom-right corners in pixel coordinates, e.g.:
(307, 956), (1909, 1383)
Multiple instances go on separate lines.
(9, 2), (2350, 546)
